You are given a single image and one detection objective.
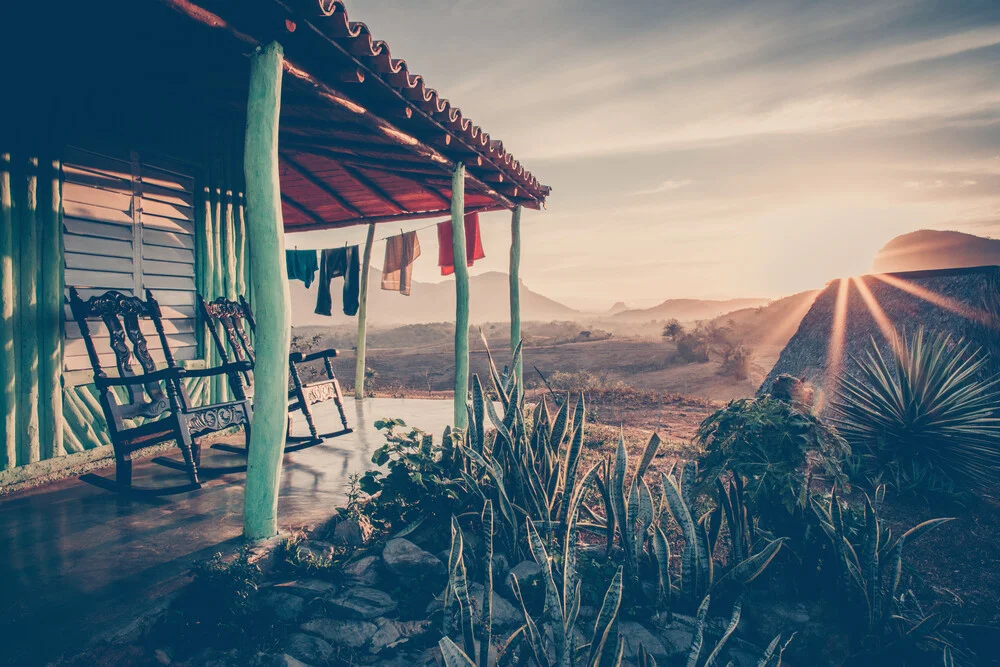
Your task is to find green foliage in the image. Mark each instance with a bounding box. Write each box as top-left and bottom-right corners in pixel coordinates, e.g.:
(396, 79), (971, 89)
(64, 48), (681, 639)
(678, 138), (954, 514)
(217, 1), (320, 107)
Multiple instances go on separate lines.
(831, 328), (1000, 495)
(358, 418), (467, 528)
(676, 332), (710, 363)
(811, 483), (961, 662)
(662, 319), (684, 341)
(696, 396), (849, 517)
(718, 343), (753, 381)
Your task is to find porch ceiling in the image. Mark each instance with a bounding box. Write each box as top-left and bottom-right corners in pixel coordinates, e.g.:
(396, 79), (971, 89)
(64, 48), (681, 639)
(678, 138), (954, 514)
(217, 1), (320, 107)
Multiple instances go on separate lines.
(161, 0), (552, 231)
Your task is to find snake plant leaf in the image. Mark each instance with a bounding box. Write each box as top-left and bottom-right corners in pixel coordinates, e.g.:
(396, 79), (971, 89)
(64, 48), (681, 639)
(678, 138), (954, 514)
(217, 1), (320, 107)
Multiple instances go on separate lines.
(636, 478), (655, 569)
(573, 391), (586, 434)
(712, 538), (785, 592)
(636, 432), (662, 482)
(471, 374), (486, 454)
(756, 635), (782, 667)
(559, 422), (586, 529)
(526, 518), (566, 657)
(888, 517), (955, 598)
(439, 637), (477, 667)
(686, 594), (711, 667)
(662, 471), (700, 600)
(479, 328), (510, 409)
(597, 455), (617, 551)
(680, 459), (699, 509)
(703, 594), (743, 667)
(862, 492), (880, 625)
(481, 501), (495, 667)
(652, 524), (672, 613)
(613, 433), (629, 550)
(638, 645), (658, 667)
(485, 394), (513, 451)
(550, 398), (571, 450)
(587, 566), (623, 667)
(510, 575), (551, 667)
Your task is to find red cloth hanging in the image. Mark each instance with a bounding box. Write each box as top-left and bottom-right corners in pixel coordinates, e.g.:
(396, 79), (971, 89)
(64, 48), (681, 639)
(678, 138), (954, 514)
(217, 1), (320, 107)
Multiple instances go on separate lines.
(437, 212), (486, 276)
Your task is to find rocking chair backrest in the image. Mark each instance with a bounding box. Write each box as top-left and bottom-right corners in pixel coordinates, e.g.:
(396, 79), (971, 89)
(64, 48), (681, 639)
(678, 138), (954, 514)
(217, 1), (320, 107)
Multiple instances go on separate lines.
(67, 287), (178, 421)
(199, 295), (255, 389)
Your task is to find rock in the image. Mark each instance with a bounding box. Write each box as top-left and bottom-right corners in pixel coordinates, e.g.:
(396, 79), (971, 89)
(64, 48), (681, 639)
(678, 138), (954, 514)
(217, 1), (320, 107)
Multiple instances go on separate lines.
(154, 648), (171, 665)
(259, 590), (306, 622)
(284, 633), (334, 665)
(294, 540), (336, 562)
(653, 612), (696, 657)
(505, 560), (542, 589)
(272, 578), (337, 598)
(334, 519), (364, 547)
(342, 554), (381, 586)
(369, 617), (431, 653)
(328, 586), (398, 619)
(382, 538), (446, 581)
(469, 582), (522, 628)
(619, 621), (669, 661)
(251, 654), (311, 667)
(300, 617), (377, 649)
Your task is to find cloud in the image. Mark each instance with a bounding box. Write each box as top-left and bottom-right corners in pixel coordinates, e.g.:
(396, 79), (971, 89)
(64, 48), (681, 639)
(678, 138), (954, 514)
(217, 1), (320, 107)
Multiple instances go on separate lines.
(629, 180), (694, 196)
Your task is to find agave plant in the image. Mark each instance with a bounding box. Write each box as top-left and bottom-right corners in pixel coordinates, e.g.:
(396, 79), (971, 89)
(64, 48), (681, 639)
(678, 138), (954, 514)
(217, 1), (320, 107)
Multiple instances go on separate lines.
(832, 328), (1000, 493)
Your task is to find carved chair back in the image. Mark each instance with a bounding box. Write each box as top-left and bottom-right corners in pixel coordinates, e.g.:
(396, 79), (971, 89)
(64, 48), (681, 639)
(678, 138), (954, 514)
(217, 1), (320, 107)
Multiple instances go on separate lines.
(198, 295), (255, 393)
(68, 287), (181, 424)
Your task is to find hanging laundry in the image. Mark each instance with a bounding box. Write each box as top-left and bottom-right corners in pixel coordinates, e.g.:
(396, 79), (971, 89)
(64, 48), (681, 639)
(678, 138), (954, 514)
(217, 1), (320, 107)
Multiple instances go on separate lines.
(381, 231), (422, 296)
(315, 246), (360, 317)
(437, 212), (486, 276)
(285, 248), (319, 288)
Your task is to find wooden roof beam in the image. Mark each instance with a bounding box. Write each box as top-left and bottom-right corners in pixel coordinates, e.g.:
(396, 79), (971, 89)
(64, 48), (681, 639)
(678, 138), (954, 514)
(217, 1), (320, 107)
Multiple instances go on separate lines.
(279, 151), (365, 218)
(337, 163), (408, 214)
(281, 191), (325, 224)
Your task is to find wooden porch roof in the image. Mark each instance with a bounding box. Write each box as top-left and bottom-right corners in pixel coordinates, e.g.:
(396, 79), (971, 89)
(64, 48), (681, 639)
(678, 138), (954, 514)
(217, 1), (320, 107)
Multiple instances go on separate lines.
(162, 0), (551, 231)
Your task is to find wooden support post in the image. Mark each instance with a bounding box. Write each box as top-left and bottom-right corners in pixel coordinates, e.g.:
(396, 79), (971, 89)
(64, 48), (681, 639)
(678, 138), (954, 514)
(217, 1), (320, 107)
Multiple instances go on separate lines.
(451, 163), (469, 429)
(39, 159), (63, 459)
(354, 222), (375, 399)
(19, 157), (39, 465)
(509, 205), (522, 384)
(242, 41), (290, 541)
(0, 153), (15, 470)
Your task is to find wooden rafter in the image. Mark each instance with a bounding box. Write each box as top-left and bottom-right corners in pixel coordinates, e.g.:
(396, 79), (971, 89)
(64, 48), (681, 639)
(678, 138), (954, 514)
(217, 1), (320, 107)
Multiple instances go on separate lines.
(279, 151), (364, 218)
(336, 164), (407, 213)
(280, 191), (324, 224)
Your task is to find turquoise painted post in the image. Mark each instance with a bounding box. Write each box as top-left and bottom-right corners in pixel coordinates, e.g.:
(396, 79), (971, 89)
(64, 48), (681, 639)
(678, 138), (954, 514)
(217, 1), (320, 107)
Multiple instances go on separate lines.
(242, 42), (290, 541)
(39, 159), (63, 459)
(451, 163), (469, 428)
(19, 157), (39, 465)
(509, 206), (522, 384)
(354, 222), (375, 399)
(0, 153), (15, 470)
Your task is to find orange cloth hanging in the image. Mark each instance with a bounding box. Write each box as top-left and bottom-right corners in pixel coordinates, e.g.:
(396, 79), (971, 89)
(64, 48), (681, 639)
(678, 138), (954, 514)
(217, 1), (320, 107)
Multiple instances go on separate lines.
(437, 212), (485, 276)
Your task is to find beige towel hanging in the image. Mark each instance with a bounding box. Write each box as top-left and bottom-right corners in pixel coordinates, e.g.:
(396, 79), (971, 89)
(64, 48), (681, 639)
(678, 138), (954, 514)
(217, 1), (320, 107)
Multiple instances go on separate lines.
(381, 230), (421, 295)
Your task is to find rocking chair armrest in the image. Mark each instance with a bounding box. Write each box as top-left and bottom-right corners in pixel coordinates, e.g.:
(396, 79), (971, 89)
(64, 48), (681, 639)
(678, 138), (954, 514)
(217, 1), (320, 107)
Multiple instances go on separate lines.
(93, 366), (182, 388)
(289, 348), (339, 364)
(179, 361), (253, 379)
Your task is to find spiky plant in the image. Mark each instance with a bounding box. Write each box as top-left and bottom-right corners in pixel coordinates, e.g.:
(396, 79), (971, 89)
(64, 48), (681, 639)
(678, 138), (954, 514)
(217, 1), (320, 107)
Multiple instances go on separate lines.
(811, 484), (962, 661)
(831, 328), (1000, 494)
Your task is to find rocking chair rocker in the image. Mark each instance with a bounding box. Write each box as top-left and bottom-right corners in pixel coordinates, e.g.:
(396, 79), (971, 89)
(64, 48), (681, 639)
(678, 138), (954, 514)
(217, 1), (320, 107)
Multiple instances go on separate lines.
(68, 287), (253, 492)
(198, 294), (351, 450)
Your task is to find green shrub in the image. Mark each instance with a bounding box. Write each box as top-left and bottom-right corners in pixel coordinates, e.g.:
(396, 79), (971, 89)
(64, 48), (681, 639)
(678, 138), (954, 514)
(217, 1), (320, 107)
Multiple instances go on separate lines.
(696, 396), (850, 517)
(718, 343), (753, 380)
(676, 332), (710, 363)
(831, 328), (1000, 495)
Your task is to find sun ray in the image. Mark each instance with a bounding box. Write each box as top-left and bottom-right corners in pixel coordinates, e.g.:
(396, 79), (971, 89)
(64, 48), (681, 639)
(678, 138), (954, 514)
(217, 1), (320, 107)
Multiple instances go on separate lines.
(851, 276), (897, 343)
(826, 277), (850, 384)
(871, 273), (994, 328)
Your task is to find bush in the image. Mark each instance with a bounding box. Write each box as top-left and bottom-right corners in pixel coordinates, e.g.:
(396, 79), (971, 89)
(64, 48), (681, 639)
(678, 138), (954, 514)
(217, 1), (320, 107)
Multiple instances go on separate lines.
(831, 328), (1000, 495)
(676, 332), (710, 363)
(662, 319), (684, 340)
(696, 396), (850, 516)
(719, 343), (753, 380)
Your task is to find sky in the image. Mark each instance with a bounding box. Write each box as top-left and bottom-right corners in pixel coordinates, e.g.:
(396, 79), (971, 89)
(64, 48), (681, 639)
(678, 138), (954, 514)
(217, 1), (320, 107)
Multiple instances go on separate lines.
(295, 0), (1000, 311)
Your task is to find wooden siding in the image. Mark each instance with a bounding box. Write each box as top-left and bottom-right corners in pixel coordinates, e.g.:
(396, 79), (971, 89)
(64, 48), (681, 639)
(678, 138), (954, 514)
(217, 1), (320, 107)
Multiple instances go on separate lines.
(62, 147), (197, 373)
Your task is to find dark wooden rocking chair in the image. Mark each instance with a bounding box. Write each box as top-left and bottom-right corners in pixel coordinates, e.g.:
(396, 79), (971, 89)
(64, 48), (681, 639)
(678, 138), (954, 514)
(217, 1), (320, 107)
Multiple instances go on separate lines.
(68, 287), (253, 492)
(198, 294), (351, 449)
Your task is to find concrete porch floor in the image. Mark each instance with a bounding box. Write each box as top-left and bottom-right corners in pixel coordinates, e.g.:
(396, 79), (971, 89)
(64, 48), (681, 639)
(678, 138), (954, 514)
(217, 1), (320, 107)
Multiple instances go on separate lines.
(0, 397), (454, 666)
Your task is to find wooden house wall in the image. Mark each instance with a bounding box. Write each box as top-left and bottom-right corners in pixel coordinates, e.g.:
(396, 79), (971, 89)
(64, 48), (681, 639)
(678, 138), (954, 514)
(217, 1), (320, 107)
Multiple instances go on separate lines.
(0, 144), (251, 478)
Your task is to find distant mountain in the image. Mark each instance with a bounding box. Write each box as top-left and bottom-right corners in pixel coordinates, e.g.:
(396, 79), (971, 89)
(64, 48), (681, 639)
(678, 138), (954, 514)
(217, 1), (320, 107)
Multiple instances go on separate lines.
(291, 269), (581, 327)
(613, 297), (770, 323)
(871, 229), (1000, 273)
(608, 301), (629, 315)
(710, 290), (820, 346)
